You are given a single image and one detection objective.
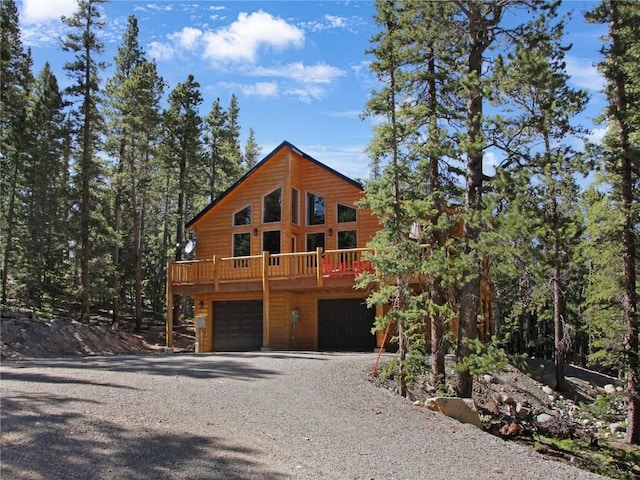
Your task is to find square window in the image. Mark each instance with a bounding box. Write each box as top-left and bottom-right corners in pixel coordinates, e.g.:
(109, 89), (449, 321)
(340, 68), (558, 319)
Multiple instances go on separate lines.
(337, 230), (357, 249)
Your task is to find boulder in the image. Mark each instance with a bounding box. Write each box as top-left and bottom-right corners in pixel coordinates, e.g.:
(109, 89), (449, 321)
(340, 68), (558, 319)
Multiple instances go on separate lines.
(604, 384), (616, 394)
(425, 397), (483, 428)
(535, 413), (554, 425)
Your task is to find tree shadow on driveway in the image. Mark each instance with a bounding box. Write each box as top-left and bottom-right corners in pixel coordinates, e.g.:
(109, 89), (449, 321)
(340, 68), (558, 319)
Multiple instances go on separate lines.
(1, 353), (283, 381)
(1, 391), (291, 480)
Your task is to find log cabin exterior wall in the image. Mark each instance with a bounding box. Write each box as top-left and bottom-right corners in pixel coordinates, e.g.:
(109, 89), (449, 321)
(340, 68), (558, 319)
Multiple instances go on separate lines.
(166, 141), (493, 352)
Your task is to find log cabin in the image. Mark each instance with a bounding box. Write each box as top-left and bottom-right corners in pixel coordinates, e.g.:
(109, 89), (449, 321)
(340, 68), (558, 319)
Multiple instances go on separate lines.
(165, 141), (493, 352)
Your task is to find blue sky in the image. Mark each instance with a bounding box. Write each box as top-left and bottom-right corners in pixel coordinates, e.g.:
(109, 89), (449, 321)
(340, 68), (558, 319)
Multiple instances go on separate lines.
(19, 0), (607, 181)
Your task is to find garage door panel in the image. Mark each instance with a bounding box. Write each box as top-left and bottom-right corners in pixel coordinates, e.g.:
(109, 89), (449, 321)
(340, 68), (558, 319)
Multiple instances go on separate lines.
(213, 301), (263, 351)
(318, 299), (375, 351)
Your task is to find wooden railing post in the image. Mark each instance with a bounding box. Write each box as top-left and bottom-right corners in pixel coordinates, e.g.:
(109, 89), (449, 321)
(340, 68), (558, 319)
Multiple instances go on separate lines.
(316, 247), (323, 286)
(212, 254), (219, 292)
(165, 258), (174, 349)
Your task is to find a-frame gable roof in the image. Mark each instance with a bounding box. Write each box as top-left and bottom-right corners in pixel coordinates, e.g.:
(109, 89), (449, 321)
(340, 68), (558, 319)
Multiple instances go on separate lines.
(186, 140), (363, 228)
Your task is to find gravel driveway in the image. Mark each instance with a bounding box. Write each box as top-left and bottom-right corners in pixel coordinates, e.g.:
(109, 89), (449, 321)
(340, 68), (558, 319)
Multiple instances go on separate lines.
(1, 352), (603, 480)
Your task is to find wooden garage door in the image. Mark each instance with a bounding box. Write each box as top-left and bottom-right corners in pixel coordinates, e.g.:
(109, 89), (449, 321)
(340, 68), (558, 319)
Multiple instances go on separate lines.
(318, 299), (376, 351)
(213, 301), (263, 351)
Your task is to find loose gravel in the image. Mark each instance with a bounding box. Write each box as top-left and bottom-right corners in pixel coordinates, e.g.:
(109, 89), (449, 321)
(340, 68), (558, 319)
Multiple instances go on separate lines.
(1, 352), (604, 479)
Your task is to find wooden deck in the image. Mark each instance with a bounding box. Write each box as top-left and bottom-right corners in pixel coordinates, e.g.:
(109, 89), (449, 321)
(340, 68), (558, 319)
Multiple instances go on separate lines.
(168, 247), (374, 295)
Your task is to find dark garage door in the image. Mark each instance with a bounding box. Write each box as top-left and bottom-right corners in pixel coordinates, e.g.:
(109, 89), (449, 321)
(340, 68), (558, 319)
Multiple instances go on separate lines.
(318, 299), (376, 351)
(213, 300), (263, 351)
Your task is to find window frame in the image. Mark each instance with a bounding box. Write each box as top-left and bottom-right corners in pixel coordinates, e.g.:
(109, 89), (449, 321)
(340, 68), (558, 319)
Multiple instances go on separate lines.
(262, 186), (282, 224)
(291, 188), (300, 225)
(337, 203), (357, 224)
(306, 191), (326, 226)
(262, 229), (282, 255)
(306, 232), (325, 252)
(233, 204), (252, 226)
(337, 229), (357, 249)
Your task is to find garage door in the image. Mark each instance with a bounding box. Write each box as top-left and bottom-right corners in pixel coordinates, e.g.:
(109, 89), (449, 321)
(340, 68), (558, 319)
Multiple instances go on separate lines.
(213, 301), (263, 351)
(318, 299), (376, 351)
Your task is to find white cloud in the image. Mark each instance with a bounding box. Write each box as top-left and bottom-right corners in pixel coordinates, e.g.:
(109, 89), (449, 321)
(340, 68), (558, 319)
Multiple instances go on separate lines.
(148, 41), (176, 61)
(252, 62), (345, 84)
(565, 55), (605, 92)
(145, 3), (173, 13)
(324, 15), (346, 29)
(284, 85), (325, 104)
(168, 27), (203, 50)
(483, 150), (500, 176)
(242, 82), (279, 98)
(202, 10), (304, 63)
(21, 0), (77, 23)
(586, 125), (608, 145)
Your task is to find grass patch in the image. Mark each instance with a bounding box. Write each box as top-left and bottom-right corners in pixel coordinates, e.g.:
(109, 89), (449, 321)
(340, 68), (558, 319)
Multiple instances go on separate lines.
(534, 435), (640, 479)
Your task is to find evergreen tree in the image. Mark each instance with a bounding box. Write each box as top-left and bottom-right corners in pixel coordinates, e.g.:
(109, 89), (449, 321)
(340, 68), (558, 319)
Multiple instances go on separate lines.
(104, 15), (143, 325)
(0, 0), (30, 305)
(359, 0), (430, 397)
(103, 15), (164, 329)
(162, 75), (203, 321)
(61, 0), (109, 318)
(163, 75), (203, 261)
(586, 0), (640, 445)
(202, 94), (245, 203)
(582, 185), (627, 373)
(223, 94), (244, 179)
(21, 63), (71, 309)
(243, 127), (261, 170)
(489, 11), (588, 391)
(203, 97), (227, 202)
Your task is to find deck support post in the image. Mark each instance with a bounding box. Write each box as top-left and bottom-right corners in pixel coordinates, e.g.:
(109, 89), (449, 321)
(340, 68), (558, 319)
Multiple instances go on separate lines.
(166, 259), (174, 349)
(262, 251), (271, 350)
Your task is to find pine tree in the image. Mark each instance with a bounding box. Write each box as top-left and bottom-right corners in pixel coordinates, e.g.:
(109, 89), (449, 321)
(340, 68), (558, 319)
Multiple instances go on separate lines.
(162, 75), (203, 321)
(203, 97), (227, 202)
(104, 15), (143, 325)
(360, 0), (429, 397)
(243, 127), (261, 170)
(586, 0), (640, 445)
(61, 0), (108, 318)
(490, 11), (588, 391)
(202, 94), (245, 203)
(21, 63), (70, 309)
(0, 0), (30, 305)
(103, 15), (166, 330)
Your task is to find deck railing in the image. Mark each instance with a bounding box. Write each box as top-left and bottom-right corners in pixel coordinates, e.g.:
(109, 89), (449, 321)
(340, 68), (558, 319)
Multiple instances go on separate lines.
(169, 247), (374, 288)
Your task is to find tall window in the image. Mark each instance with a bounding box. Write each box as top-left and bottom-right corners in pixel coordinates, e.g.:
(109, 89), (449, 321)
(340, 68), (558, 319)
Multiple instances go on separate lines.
(233, 205), (252, 226)
(233, 232), (251, 257)
(292, 188), (299, 225)
(337, 230), (357, 249)
(337, 204), (356, 223)
(306, 192), (325, 225)
(263, 187), (282, 223)
(233, 232), (251, 268)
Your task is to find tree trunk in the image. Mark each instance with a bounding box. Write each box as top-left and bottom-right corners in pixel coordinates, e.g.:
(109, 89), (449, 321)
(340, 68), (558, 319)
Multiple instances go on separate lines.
(553, 264), (567, 391)
(430, 280), (447, 388)
(454, 2), (487, 398)
(609, 0), (639, 445)
(397, 313), (407, 398)
(112, 147), (124, 327)
(1, 159), (19, 305)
